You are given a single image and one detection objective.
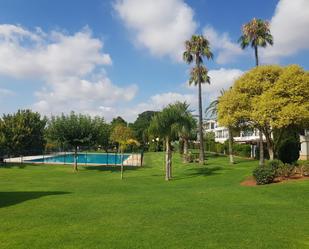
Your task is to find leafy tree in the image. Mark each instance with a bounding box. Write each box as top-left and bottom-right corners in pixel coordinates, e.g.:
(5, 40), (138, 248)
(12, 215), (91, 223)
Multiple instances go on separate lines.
(149, 102), (193, 180)
(111, 116), (127, 128)
(47, 112), (99, 171)
(238, 17), (273, 166)
(183, 35), (213, 164)
(218, 65), (309, 161)
(94, 118), (111, 152)
(131, 111), (158, 148)
(0, 109), (46, 156)
(110, 124), (139, 179)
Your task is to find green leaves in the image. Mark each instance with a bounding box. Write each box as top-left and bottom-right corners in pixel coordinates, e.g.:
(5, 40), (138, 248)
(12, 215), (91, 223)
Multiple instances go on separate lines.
(0, 110), (46, 156)
(47, 112), (105, 149)
(149, 102), (195, 141)
(189, 66), (210, 86)
(217, 64), (309, 131)
(183, 34), (213, 65)
(110, 124), (138, 151)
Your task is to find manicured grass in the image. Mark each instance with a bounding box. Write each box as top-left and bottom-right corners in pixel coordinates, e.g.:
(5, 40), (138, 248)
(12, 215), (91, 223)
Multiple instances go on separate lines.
(0, 153), (308, 249)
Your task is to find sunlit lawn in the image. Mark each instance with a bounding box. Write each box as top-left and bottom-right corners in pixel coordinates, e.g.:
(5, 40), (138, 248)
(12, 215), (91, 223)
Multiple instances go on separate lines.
(0, 152), (308, 249)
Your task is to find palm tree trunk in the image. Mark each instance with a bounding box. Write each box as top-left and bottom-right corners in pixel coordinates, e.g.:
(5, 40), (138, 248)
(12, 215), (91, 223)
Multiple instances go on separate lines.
(183, 138), (189, 163)
(73, 146), (78, 171)
(198, 80), (205, 164)
(165, 137), (172, 181)
(228, 128), (234, 164)
(255, 46), (265, 166)
(254, 46), (259, 66)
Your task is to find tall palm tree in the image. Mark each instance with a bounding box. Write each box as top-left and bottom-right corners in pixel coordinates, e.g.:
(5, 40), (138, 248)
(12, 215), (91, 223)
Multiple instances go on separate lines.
(183, 35), (213, 164)
(149, 102), (192, 181)
(238, 18), (273, 166)
(205, 90), (235, 164)
(239, 18), (273, 66)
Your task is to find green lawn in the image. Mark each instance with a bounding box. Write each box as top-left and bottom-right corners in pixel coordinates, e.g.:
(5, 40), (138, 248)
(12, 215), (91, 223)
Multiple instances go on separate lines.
(0, 153), (308, 249)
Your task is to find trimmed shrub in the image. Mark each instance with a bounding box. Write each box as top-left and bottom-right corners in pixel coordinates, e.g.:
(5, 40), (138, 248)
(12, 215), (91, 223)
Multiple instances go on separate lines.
(215, 143), (225, 154)
(278, 140), (300, 164)
(233, 143), (251, 157)
(276, 127), (300, 164)
(253, 166), (276, 185)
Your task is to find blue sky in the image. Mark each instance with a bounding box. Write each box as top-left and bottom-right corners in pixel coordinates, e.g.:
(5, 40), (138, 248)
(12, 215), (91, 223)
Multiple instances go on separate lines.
(0, 0), (308, 121)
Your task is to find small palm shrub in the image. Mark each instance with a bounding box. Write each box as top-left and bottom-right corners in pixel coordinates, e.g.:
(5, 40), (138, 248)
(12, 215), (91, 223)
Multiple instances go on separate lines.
(253, 166), (276, 185)
(279, 164), (295, 178)
(266, 160), (296, 179)
(303, 165), (309, 176)
(266, 160), (283, 177)
(295, 161), (309, 176)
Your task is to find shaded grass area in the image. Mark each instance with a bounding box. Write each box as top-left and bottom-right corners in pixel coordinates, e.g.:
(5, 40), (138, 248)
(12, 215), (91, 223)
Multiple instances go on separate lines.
(0, 152), (308, 249)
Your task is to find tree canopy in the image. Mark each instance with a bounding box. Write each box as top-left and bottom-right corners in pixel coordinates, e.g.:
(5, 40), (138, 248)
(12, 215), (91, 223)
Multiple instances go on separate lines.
(111, 116), (127, 128)
(131, 111), (158, 146)
(47, 112), (103, 171)
(110, 124), (139, 179)
(0, 109), (46, 156)
(218, 64), (309, 159)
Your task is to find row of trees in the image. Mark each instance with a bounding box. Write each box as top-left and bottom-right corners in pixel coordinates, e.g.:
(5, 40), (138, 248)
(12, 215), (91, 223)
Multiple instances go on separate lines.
(0, 104), (196, 179)
(0, 111), (145, 170)
(0, 110), (161, 155)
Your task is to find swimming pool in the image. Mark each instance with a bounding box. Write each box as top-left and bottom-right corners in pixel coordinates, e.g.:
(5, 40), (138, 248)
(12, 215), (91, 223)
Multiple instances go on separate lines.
(25, 153), (130, 165)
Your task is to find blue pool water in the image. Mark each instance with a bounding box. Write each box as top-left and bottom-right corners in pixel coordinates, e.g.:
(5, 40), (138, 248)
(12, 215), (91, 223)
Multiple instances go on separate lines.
(26, 153), (130, 165)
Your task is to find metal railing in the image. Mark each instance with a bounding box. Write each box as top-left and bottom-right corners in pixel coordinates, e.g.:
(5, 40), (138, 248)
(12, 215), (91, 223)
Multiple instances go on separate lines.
(2, 149), (144, 167)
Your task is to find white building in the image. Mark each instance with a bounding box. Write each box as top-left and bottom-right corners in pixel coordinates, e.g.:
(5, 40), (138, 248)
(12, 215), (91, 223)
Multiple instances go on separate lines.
(204, 119), (260, 158)
(300, 130), (309, 160)
(204, 119), (309, 160)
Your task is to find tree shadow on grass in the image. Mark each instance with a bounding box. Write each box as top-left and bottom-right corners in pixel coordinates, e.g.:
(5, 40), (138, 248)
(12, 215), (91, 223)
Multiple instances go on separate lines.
(0, 163), (30, 169)
(83, 165), (141, 172)
(174, 166), (224, 180)
(0, 191), (70, 208)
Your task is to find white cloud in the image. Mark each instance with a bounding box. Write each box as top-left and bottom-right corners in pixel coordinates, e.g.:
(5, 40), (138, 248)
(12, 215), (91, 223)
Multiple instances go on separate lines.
(149, 92), (197, 108)
(0, 26), (112, 80)
(187, 68), (244, 101)
(118, 92), (197, 121)
(0, 24), (137, 117)
(33, 77), (138, 115)
(119, 68), (244, 122)
(0, 88), (14, 97)
(261, 0), (309, 62)
(114, 0), (197, 61)
(203, 26), (245, 64)
(207, 68), (244, 93)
